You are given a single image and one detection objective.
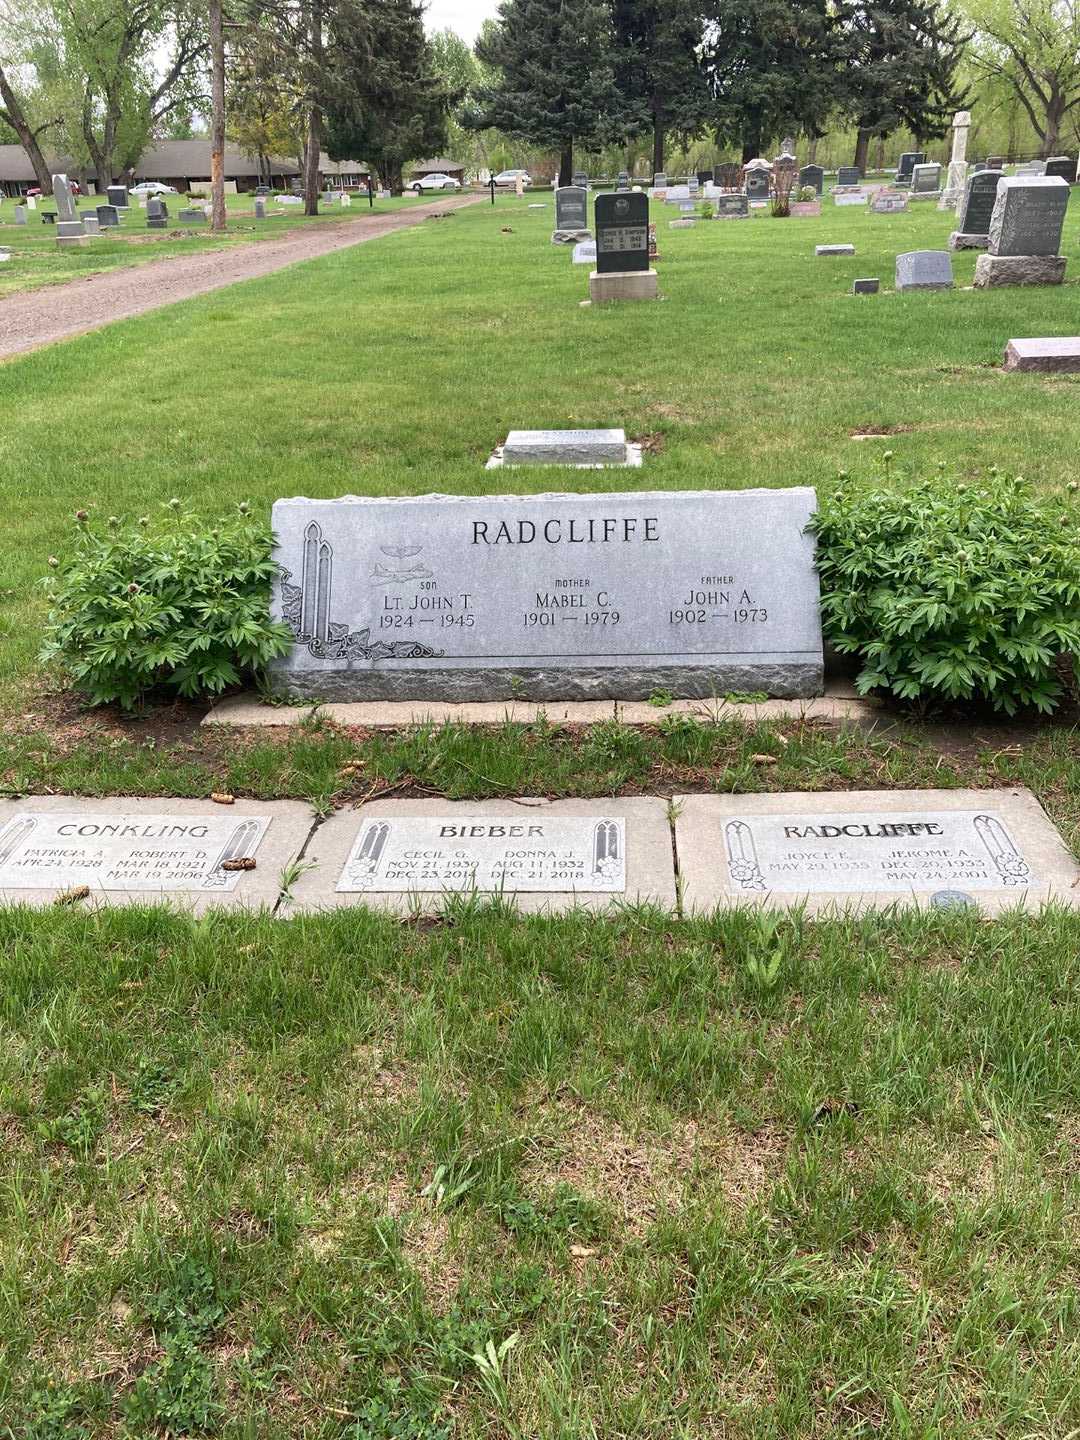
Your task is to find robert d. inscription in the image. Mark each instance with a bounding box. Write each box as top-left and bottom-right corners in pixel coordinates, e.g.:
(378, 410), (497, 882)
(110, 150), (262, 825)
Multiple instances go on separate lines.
(269, 490), (823, 701)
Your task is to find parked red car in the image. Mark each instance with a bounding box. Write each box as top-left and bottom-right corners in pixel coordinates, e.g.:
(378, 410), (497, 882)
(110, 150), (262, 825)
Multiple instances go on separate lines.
(26, 180), (80, 198)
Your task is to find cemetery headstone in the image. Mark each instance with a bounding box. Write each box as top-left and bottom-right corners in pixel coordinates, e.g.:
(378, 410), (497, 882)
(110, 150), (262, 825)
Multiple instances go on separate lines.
(987, 155), (1005, 170)
(1003, 337), (1080, 373)
(910, 162), (942, 196)
(616, 170), (630, 190)
(1015, 160), (1045, 176)
(852, 278), (880, 294)
(835, 166), (861, 187)
(696, 169), (712, 186)
(949, 169), (1001, 248)
(816, 243), (855, 256)
(972, 161), (987, 173)
(939, 109), (971, 210)
(501, 430), (630, 465)
(714, 162), (741, 189)
(799, 164), (824, 194)
(834, 191), (867, 206)
(897, 151), (924, 183)
(674, 788), (1080, 915)
(895, 249), (953, 291)
(106, 184), (128, 208)
(714, 193), (749, 219)
(745, 170), (769, 203)
(254, 198), (266, 219)
(179, 208), (206, 224)
(975, 175), (1068, 287)
(1043, 156), (1075, 181)
(285, 797), (676, 915)
(254, 184), (270, 196)
(25, 196), (36, 210)
(82, 214), (100, 235)
(552, 185), (589, 243)
(572, 239), (596, 264)
(145, 198), (166, 229)
(870, 190), (908, 213)
(591, 190), (657, 300)
(41, 212), (55, 224)
(268, 489), (824, 702)
(13, 205), (26, 225)
(572, 170), (589, 189)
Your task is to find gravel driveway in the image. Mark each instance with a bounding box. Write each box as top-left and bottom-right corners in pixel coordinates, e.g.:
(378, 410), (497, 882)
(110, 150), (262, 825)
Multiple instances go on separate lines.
(0, 193), (483, 362)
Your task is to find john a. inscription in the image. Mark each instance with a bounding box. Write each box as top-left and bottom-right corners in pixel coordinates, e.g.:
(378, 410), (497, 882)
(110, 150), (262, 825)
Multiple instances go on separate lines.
(270, 490), (823, 701)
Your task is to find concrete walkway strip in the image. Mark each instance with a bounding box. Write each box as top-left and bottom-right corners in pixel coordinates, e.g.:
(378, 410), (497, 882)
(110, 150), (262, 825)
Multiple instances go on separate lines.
(0, 194), (482, 361)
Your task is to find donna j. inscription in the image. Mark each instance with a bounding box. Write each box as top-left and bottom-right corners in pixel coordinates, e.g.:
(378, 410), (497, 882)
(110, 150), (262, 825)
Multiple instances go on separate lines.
(0, 812), (268, 891)
(269, 490), (823, 701)
(722, 809), (1034, 894)
(337, 815), (626, 893)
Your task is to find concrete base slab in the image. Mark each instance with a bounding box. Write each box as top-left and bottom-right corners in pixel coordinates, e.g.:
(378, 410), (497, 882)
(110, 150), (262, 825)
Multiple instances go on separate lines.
(816, 244), (855, 256)
(974, 254), (1066, 288)
(486, 443), (643, 470)
(203, 683), (880, 730)
(675, 788), (1080, 916)
(588, 269), (659, 302)
(0, 796), (313, 913)
(1003, 336), (1080, 372)
(285, 796), (676, 915)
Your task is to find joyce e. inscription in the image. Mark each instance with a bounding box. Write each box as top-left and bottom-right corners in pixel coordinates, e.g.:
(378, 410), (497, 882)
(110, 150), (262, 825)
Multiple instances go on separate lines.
(723, 809), (1034, 894)
(337, 815), (625, 893)
(270, 490), (823, 701)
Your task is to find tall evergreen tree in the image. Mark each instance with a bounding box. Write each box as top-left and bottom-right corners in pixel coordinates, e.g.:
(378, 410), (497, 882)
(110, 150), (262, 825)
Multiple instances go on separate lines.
(834, 0), (969, 171)
(612, 0), (711, 175)
(701, 0), (839, 162)
(472, 0), (641, 185)
(322, 0), (453, 194)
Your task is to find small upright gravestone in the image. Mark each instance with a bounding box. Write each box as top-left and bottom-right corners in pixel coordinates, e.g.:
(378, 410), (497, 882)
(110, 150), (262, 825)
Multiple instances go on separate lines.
(852, 278), (880, 295)
(146, 198), (166, 229)
(616, 170), (630, 191)
(987, 155), (1005, 170)
(13, 205), (26, 225)
(1043, 156), (1075, 181)
(897, 151), (924, 184)
(552, 185), (589, 244)
(590, 191), (657, 302)
(572, 170), (588, 189)
(714, 193), (749, 219)
(572, 238), (596, 265)
(835, 166), (861, 188)
(106, 184), (128, 209)
(96, 204), (120, 228)
(975, 175), (1068, 287)
(799, 164), (824, 194)
(744, 169), (770, 203)
(895, 250), (953, 291)
(910, 162), (942, 197)
(254, 198), (266, 219)
(82, 214), (100, 235)
(871, 191), (908, 213)
(178, 208), (206, 225)
(52, 173), (86, 245)
(950, 169), (1002, 249)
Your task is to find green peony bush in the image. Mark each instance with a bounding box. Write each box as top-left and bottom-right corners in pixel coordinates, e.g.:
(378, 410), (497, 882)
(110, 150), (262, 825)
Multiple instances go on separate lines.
(812, 469), (1080, 715)
(41, 501), (293, 710)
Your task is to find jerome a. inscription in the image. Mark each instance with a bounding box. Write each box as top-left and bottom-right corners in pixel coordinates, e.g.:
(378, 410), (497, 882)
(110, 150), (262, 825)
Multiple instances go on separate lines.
(337, 815), (625, 892)
(269, 490), (824, 701)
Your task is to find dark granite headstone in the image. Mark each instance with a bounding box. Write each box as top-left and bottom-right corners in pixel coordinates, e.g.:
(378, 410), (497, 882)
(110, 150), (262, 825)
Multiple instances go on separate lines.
(41, 212), (55, 224)
(554, 185), (588, 232)
(714, 193), (749, 218)
(106, 184), (128, 208)
(897, 152), (924, 182)
(836, 166), (861, 187)
(1043, 156), (1075, 182)
(146, 198), (166, 229)
(799, 164), (824, 194)
(745, 171), (769, 202)
(958, 170), (1002, 236)
(697, 170), (712, 185)
(987, 156), (1005, 170)
(254, 184), (270, 196)
(594, 191), (650, 273)
(988, 176), (1068, 255)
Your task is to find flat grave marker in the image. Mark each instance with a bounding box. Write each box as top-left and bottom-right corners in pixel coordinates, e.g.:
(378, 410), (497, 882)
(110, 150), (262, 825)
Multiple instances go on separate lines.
(816, 243), (855, 256)
(1003, 337), (1080, 373)
(0, 797), (312, 912)
(871, 191), (908, 213)
(286, 797), (676, 915)
(269, 488), (824, 702)
(675, 788), (1080, 915)
(498, 429), (633, 467)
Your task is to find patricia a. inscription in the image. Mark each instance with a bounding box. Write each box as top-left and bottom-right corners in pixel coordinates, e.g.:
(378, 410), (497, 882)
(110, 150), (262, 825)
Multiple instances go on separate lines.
(337, 815), (626, 893)
(270, 490), (823, 701)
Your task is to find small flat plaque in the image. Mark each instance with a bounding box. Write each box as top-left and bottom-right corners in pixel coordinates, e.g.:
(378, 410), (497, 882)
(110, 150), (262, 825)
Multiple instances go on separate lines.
(337, 814), (625, 893)
(676, 789), (1080, 914)
(287, 798), (676, 914)
(0, 810), (266, 892)
(502, 429), (627, 466)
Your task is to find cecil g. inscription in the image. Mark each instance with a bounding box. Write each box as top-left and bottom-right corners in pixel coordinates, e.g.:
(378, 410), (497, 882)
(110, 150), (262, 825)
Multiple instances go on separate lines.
(269, 490), (823, 701)
(0, 811), (268, 892)
(337, 815), (625, 893)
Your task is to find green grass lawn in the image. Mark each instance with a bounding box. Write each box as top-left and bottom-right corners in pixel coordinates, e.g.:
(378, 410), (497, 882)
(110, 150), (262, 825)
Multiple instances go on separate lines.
(3, 186), (1080, 1438)
(0, 191), (421, 299)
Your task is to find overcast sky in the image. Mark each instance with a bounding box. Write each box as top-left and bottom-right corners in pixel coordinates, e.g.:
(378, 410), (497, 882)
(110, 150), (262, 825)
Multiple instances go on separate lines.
(424, 0), (500, 43)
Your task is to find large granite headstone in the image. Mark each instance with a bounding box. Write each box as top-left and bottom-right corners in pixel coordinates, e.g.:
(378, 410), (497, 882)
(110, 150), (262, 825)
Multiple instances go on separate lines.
(910, 162), (942, 196)
(96, 204), (120, 228)
(553, 185), (589, 242)
(594, 190), (649, 273)
(950, 169), (1002, 247)
(799, 164), (824, 194)
(675, 788), (1080, 915)
(715, 193), (749, 218)
(835, 166), (861, 187)
(976, 175), (1068, 286)
(269, 489), (824, 701)
(897, 152), (924, 183)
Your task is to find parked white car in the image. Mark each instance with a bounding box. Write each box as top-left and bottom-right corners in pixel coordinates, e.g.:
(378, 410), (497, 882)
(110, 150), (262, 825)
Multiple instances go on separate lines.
(493, 169), (531, 188)
(410, 173), (461, 193)
(130, 182), (179, 196)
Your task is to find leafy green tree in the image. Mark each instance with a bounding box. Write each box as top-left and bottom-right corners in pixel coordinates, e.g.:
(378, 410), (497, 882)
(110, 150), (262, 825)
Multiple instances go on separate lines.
(322, 0), (452, 193)
(612, 0), (712, 175)
(472, 0), (642, 185)
(0, 56), (56, 191)
(833, 0), (969, 172)
(963, 0), (1080, 158)
(702, 0), (839, 162)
